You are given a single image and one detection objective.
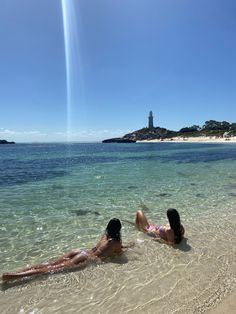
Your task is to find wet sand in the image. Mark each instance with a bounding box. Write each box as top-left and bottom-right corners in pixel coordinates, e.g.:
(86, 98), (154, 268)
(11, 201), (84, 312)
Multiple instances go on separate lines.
(207, 289), (236, 314)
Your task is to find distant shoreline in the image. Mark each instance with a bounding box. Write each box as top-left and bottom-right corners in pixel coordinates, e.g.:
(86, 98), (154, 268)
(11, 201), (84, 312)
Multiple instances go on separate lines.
(0, 139), (15, 144)
(137, 136), (236, 143)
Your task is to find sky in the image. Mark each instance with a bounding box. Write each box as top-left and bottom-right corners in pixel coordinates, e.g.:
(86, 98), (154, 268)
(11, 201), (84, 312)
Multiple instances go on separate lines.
(0, 0), (236, 142)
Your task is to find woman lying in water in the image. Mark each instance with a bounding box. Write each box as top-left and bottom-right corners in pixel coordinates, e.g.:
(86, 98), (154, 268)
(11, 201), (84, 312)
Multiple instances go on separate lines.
(2, 218), (133, 282)
(135, 208), (185, 244)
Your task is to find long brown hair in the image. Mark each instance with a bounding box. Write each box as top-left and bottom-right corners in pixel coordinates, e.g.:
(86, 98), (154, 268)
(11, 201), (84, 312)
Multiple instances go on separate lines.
(167, 208), (182, 244)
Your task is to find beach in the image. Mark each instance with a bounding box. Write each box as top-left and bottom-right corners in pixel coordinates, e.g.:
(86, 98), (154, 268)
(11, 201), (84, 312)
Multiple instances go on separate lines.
(138, 136), (236, 143)
(208, 290), (236, 314)
(0, 142), (236, 313)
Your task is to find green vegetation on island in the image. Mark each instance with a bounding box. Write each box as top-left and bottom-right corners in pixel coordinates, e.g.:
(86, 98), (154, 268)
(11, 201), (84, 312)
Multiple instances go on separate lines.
(103, 120), (236, 143)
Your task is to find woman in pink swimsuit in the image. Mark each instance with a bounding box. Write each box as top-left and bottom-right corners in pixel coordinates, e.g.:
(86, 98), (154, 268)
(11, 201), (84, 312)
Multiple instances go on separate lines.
(135, 208), (185, 244)
(2, 218), (132, 282)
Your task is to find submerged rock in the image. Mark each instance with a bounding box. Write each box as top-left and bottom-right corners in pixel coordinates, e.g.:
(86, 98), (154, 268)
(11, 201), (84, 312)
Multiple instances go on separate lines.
(229, 192), (236, 197)
(127, 185), (137, 189)
(70, 209), (101, 216)
(156, 192), (172, 197)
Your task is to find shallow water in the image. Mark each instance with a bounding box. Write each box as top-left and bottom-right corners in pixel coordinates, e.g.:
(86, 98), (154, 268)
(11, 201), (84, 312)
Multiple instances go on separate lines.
(0, 143), (236, 313)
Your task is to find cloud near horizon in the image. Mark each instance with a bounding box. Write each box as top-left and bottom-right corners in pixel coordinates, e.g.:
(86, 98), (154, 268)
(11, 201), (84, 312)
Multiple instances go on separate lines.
(0, 128), (131, 142)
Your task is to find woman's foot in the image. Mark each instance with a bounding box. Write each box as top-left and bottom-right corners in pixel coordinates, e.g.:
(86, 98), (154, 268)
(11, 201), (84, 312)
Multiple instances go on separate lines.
(2, 272), (16, 282)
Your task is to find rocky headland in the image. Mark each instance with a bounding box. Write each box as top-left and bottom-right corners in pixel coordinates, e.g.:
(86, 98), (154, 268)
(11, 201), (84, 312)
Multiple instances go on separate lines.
(0, 139), (15, 144)
(102, 120), (236, 143)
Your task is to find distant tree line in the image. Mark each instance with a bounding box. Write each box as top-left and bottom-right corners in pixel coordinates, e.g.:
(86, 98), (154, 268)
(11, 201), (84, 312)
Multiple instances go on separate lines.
(178, 120), (236, 137)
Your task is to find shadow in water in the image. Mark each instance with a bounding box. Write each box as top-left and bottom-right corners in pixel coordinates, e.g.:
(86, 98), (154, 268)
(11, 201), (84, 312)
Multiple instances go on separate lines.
(0, 262), (92, 291)
(1, 274), (49, 291)
(104, 254), (129, 265)
(152, 237), (192, 252)
(172, 237), (192, 252)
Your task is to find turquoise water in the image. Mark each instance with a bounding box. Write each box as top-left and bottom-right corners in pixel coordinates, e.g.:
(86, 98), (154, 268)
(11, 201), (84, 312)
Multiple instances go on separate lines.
(0, 143), (236, 313)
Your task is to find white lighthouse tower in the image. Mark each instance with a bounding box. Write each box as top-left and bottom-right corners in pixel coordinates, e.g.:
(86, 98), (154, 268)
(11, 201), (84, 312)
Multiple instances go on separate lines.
(148, 111), (154, 128)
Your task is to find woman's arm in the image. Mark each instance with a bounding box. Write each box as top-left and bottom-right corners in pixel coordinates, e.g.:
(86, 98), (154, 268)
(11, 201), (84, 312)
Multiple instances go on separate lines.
(165, 229), (175, 245)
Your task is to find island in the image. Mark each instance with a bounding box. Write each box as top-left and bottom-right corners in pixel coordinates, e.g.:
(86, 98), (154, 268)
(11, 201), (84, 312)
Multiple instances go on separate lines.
(102, 138), (136, 143)
(102, 111), (236, 143)
(0, 139), (15, 144)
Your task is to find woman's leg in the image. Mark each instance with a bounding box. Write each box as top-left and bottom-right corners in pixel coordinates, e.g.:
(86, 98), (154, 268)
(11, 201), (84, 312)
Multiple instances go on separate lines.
(13, 249), (82, 273)
(135, 210), (150, 232)
(2, 250), (89, 282)
(43, 249), (82, 267)
(2, 263), (65, 282)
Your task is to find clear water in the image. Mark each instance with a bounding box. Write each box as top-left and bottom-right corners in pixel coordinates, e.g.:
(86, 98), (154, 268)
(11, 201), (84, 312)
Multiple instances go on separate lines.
(0, 143), (236, 313)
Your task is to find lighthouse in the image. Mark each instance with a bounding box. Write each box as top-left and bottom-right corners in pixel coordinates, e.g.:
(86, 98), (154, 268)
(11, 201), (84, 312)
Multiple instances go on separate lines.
(148, 111), (154, 128)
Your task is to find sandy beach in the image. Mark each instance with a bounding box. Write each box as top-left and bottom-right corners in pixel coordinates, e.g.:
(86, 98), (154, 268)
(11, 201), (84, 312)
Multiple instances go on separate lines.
(207, 289), (236, 314)
(138, 136), (236, 143)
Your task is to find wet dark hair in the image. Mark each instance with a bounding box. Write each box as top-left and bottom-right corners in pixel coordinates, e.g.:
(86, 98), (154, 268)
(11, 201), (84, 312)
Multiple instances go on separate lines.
(167, 208), (182, 244)
(106, 218), (122, 241)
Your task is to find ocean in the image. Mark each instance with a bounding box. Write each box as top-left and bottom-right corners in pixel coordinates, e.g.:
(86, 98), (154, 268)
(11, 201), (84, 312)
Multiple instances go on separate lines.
(0, 142), (236, 313)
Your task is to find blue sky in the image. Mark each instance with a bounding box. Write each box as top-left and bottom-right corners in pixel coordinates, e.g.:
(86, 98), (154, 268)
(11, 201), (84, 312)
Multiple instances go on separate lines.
(0, 0), (236, 142)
